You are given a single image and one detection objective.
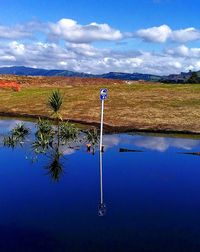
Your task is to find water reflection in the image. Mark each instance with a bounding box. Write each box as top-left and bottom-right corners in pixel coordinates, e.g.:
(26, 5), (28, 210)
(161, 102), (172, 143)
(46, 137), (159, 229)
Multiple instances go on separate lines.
(134, 136), (199, 152)
(46, 148), (64, 182)
(2, 119), (200, 251)
(103, 134), (200, 152)
(98, 150), (106, 216)
(1, 119), (80, 182)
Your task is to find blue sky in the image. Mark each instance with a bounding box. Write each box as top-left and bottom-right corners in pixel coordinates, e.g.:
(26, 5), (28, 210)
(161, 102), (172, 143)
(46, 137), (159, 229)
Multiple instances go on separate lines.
(0, 0), (200, 75)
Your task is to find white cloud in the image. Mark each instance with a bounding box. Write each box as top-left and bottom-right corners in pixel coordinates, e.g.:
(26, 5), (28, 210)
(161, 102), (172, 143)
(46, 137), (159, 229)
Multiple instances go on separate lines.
(101, 134), (200, 152)
(166, 45), (200, 58)
(136, 24), (172, 43)
(1, 40), (200, 75)
(0, 55), (16, 61)
(136, 25), (200, 43)
(0, 21), (45, 40)
(48, 18), (123, 43)
(1, 19), (200, 45)
(0, 25), (31, 39)
(172, 28), (200, 43)
(9, 41), (26, 56)
(1, 19), (200, 75)
(134, 137), (199, 152)
(66, 43), (100, 57)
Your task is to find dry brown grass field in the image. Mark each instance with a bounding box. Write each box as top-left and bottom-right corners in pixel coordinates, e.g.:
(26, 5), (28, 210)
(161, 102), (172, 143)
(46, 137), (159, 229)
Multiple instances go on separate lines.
(1, 75), (200, 133)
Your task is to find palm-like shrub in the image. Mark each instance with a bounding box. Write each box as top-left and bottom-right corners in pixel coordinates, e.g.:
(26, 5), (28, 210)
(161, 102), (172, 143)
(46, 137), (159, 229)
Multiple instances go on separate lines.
(48, 90), (64, 147)
(48, 90), (63, 120)
(46, 150), (64, 182)
(32, 132), (53, 154)
(32, 118), (54, 153)
(11, 123), (30, 137)
(4, 123), (29, 147)
(3, 90), (82, 181)
(36, 118), (53, 136)
(85, 128), (99, 153)
(60, 122), (79, 144)
(85, 128), (99, 146)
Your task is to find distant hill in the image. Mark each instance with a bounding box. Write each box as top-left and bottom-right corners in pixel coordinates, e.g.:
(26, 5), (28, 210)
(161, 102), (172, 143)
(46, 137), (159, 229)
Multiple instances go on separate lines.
(161, 71), (200, 83)
(98, 72), (161, 81)
(0, 66), (91, 77)
(0, 66), (199, 83)
(160, 72), (190, 83)
(0, 66), (160, 81)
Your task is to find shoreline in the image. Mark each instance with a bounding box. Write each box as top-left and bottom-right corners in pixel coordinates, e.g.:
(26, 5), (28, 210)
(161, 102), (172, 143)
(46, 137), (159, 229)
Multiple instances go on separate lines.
(1, 111), (200, 136)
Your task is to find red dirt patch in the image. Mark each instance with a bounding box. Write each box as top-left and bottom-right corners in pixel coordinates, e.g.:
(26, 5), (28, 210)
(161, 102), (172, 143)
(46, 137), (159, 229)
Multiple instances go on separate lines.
(0, 80), (21, 91)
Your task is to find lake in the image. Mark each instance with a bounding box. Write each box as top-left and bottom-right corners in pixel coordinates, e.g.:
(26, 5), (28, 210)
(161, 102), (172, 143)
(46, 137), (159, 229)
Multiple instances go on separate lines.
(1, 118), (200, 252)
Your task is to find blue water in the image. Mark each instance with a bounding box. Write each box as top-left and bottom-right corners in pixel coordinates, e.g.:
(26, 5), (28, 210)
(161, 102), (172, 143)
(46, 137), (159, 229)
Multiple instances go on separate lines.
(1, 119), (200, 251)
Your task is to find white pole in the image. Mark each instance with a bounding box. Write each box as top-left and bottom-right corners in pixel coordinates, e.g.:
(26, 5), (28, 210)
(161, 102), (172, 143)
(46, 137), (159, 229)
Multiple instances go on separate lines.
(99, 150), (103, 205)
(98, 141), (106, 216)
(98, 94), (106, 216)
(99, 99), (104, 152)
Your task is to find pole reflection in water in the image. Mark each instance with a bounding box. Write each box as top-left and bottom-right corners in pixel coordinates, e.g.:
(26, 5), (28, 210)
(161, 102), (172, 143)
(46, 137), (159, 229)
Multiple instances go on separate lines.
(98, 150), (106, 216)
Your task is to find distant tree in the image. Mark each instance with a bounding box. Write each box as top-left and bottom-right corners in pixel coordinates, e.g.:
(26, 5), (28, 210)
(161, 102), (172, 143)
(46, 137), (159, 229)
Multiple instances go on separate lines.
(187, 72), (200, 84)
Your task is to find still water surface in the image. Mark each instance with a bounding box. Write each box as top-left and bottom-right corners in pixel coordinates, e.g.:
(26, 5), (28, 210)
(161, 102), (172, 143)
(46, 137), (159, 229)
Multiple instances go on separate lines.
(1, 119), (200, 251)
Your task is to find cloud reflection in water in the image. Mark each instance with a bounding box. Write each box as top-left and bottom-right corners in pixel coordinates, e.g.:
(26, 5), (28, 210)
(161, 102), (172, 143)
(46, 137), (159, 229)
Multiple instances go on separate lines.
(103, 134), (200, 152)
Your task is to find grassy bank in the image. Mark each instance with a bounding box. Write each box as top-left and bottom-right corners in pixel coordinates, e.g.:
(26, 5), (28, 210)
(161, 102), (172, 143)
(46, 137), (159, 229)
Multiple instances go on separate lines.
(1, 78), (200, 133)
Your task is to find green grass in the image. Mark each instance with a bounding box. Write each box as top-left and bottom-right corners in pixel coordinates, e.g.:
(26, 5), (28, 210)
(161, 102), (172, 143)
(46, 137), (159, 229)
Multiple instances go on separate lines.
(1, 83), (200, 133)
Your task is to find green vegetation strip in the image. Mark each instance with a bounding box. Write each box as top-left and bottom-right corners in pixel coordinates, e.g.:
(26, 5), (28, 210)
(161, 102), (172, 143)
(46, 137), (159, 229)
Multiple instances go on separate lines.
(1, 83), (200, 133)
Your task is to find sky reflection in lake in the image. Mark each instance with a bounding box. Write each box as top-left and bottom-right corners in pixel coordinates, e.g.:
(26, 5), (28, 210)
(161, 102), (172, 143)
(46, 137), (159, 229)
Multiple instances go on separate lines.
(1, 119), (200, 251)
(103, 134), (200, 152)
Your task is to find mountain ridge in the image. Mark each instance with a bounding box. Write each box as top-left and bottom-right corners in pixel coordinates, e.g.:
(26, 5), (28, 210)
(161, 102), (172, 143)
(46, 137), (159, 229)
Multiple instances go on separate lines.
(0, 66), (199, 83)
